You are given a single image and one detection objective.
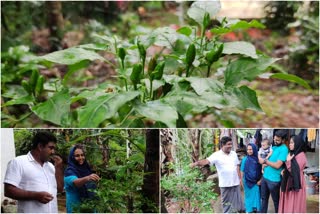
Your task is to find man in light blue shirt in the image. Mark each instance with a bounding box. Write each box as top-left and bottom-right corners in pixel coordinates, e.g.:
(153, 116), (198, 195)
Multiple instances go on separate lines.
(259, 130), (289, 213)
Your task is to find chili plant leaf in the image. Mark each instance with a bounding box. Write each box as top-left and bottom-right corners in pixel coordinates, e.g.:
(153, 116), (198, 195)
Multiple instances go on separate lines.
(224, 55), (279, 87)
(120, 118), (145, 128)
(143, 79), (165, 93)
(211, 19), (265, 34)
(177, 26), (193, 36)
(187, 77), (224, 95)
(221, 86), (262, 111)
(134, 100), (178, 127)
(38, 48), (105, 65)
(151, 27), (178, 47)
(78, 91), (140, 127)
(219, 120), (236, 128)
(271, 73), (311, 90)
(163, 75), (186, 85)
(3, 95), (34, 107)
(187, 1), (221, 26)
(78, 43), (109, 51)
(176, 113), (188, 128)
(162, 91), (226, 116)
(71, 89), (110, 103)
(1, 85), (29, 99)
(31, 88), (71, 125)
(222, 41), (258, 59)
(63, 60), (90, 85)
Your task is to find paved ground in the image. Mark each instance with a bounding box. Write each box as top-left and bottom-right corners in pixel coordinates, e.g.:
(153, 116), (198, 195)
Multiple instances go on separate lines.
(213, 190), (319, 213)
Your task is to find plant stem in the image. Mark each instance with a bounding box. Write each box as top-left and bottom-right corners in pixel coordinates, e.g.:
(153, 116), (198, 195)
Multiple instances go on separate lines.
(121, 60), (125, 71)
(17, 112), (33, 124)
(124, 79), (128, 91)
(149, 79), (153, 99)
(103, 58), (116, 69)
(207, 64), (212, 78)
(119, 108), (134, 126)
(186, 66), (190, 77)
(200, 27), (205, 52)
(142, 58), (145, 76)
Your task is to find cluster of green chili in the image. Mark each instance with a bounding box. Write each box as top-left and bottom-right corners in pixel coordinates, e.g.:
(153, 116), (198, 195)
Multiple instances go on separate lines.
(22, 70), (44, 99)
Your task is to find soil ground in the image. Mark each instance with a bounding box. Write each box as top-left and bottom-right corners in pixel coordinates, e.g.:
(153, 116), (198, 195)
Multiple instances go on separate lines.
(191, 79), (319, 128)
(165, 190), (320, 213)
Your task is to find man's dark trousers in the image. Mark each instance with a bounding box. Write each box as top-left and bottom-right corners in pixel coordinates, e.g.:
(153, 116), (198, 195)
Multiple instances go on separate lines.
(261, 177), (281, 213)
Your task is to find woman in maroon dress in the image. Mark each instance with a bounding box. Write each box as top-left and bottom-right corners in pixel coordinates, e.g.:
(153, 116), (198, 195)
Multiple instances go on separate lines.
(278, 135), (307, 213)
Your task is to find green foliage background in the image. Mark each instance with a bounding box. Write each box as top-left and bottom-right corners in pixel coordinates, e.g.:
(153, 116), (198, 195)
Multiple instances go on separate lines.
(161, 129), (218, 212)
(13, 129), (157, 213)
(1, 1), (317, 128)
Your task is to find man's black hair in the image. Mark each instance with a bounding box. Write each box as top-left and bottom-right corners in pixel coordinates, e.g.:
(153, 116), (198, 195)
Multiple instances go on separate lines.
(31, 131), (57, 149)
(220, 136), (232, 146)
(274, 129), (288, 140)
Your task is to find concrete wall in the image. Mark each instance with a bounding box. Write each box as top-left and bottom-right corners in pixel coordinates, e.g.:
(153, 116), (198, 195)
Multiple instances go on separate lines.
(1, 129), (16, 201)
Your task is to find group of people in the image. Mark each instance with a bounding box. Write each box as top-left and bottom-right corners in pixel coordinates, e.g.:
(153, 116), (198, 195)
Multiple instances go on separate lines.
(191, 130), (308, 213)
(3, 130), (309, 213)
(4, 131), (99, 213)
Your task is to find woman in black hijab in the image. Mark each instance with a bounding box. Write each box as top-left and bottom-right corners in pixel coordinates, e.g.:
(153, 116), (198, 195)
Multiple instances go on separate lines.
(64, 144), (100, 213)
(278, 135), (307, 213)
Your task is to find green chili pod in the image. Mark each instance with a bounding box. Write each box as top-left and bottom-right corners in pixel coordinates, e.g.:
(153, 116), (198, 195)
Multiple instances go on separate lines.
(130, 64), (143, 84)
(117, 47), (126, 62)
(29, 70), (39, 90)
(35, 76), (45, 95)
(22, 80), (31, 94)
(147, 57), (157, 74)
(137, 42), (146, 60)
(205, 43), (224, 64)
(203, 12), (211, 29)
(216, 43), (224, 58)
(186, 43), (196, 67)
(151, 61), (165, 80)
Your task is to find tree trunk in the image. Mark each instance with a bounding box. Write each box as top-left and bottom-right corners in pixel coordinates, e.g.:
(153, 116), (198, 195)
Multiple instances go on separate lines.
(127, 130), (133, 213)
(46, 1), (64, 51)
(231, 129), (238, 150)
(160, 190), (168, 213)
(189, 129), (200, 162)
(142, 129), (159, 213)
(99, 137), (109, 168)
(160, 129), (174, 176)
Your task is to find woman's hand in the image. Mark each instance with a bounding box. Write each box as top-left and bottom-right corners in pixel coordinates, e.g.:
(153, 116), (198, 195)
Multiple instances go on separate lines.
(287, 153), (295, 162)
(87, 173), (100, 182)
(257, 180), (261, 186)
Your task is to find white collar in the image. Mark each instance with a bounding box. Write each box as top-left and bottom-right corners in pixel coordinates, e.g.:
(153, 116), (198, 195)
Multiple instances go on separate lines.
(27, 151), (48, 166)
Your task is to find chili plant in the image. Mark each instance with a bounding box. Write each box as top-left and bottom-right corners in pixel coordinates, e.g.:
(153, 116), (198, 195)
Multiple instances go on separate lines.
(161, 164), (218, 212)
(1, 1), (311, 128)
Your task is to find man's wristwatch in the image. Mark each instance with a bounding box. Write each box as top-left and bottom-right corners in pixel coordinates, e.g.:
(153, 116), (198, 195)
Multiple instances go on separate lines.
(263, 159), (267, 164)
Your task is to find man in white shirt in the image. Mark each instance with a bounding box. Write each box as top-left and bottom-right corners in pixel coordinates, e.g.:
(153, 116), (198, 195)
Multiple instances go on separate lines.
(190, 136), (244, 213)
(4, 131), (64, 213)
